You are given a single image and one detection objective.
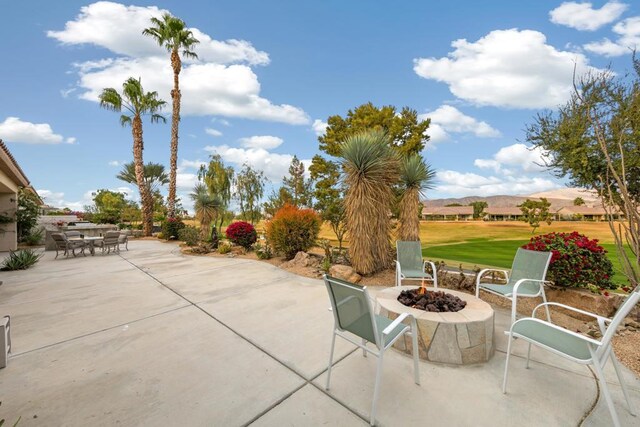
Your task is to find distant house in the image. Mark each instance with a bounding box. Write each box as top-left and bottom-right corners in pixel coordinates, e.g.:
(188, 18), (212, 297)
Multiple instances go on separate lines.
(557, 205), (621, 221)
(484, 207), (524, 221)
(0, 139), (40, 251)
(421, 206), (474, 221)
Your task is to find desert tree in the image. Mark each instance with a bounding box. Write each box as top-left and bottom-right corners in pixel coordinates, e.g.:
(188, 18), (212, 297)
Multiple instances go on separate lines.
(397, 154), (435, 241)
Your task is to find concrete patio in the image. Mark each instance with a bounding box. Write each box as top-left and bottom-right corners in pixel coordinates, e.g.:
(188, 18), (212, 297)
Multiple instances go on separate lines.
(0, 240), (638, 426)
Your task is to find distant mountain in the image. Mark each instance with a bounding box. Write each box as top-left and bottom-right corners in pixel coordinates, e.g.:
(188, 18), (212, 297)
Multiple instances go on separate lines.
(424, 188), (600, 209)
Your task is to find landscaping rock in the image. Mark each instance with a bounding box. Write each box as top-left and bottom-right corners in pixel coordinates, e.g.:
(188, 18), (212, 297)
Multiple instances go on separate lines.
(329, 265), (361, 283)
(282, 251), (321, 269)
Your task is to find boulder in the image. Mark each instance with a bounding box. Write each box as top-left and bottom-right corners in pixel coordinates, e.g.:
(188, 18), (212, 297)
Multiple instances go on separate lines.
(329, 264), (362, 283)
(284, 251), (321, 268)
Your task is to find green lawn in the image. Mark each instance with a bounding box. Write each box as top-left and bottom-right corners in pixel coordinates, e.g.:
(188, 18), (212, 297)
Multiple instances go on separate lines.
(424, 239), (631, 286)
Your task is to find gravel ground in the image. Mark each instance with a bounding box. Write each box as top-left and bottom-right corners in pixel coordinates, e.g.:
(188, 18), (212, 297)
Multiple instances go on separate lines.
(613, 332), (640, 378)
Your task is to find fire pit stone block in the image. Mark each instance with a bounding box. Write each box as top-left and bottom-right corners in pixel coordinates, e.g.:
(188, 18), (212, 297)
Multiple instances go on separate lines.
(377, 286), (495, 365)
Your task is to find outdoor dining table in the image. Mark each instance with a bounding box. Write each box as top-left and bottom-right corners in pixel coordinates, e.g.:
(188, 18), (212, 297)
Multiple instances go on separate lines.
(67, 236), (103, 256)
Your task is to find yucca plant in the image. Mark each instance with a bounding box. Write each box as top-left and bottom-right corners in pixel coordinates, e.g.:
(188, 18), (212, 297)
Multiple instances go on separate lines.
(1, 249), (43, 271)
(340, 129), (400, 275)
(398, 154), (435, 241)
(190, 183), (222, 240)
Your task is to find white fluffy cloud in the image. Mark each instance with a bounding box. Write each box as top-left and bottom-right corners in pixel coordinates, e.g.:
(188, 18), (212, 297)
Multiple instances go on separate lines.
(549, 1), (627, 31)
(37, 186), (136, 210)
(312, 119), (328, 136)
(435, 170), (559, 197)
(108, 160), (121, 166)
(413, 29), (600, 109)
(48, 1), (309, 125)
(584, 16), (640, 56)
(205, 128), (223, 137)
(475, 143), (548, 174)
(0, 117), (75, 145)
(419, 105), (500, 144)
(238, 135), (283, 150)
(204, 144), (308, 182)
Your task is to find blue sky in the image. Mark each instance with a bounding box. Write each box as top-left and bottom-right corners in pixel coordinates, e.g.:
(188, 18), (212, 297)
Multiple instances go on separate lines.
(1, 0), (639, 212)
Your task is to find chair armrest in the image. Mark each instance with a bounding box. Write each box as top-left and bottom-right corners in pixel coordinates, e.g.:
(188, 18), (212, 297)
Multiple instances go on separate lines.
(510, 317), (603, 347)
(395, 260), (403, 275)
(476, 268), (509, 285)
(532, 302), (611, 323)
(512, 278), (547, 296)
(382, 313), (412, 336)
(422, 260), (437, 275)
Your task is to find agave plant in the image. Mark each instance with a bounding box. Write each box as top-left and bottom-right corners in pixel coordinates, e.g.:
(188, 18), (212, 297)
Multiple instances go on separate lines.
(190, 183), (222, 240)
(1, 249), (43, 271)
(397, 154), (435, 241)
(340, 129), (400, 275)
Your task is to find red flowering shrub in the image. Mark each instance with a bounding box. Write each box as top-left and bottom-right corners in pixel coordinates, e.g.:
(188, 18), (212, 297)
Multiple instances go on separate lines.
(225, 221), (257, 249)
(522, 231), (615, 289)
(266, 204), (321, 259)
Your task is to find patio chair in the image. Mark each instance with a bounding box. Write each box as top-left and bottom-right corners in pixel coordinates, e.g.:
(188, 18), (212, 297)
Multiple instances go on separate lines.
(51, 233), (86, 258)
(324, 275), (420, 426)
(395, 241), (438, 288)
(503, 287), (640, 427)
(64, 231), (81, 238)
(475, 248), (552, 325)
(94, 231), (121, 254)
(117, 232), (129, 251)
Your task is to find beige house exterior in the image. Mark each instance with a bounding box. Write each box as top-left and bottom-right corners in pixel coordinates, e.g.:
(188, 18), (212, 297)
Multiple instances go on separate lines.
(0, 140), (38, 251)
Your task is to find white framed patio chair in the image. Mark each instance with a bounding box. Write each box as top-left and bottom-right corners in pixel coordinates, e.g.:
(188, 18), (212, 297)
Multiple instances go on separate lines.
(324, 275), (420, 426)
(475, 248), (552, 325)
(503, 286), (640, 427)
(395, 241), (438, 288)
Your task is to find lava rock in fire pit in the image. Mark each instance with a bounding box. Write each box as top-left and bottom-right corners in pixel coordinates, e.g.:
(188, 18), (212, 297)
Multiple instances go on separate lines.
(397, 289), (467, 312)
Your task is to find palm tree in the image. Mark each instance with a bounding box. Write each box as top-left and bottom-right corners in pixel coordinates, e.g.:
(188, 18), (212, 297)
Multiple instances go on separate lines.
(99, 77), (166, 236)
(117, 162), (169, 193)
(143, 13), (199, 220)
(340, 129), (400, 275)
(190, 183), (222, 240)
(397, 154), (435, 241)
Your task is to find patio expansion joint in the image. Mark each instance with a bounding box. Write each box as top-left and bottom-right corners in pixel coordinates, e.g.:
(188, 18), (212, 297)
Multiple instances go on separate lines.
(121, 254), (370, 426)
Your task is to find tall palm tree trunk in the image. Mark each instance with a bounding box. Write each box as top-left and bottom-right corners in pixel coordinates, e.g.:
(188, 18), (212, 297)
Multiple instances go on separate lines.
(132, 116), (154, 236)
(398, 188), (421, 241)
(167, 50), (181, 219)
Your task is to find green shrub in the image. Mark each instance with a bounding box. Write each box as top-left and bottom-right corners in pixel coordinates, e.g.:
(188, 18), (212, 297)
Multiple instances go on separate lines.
(225, 221), (257, 250)
(522, 231), (615, 289)
(254, 241), (273, 260)
(161, 218), (185, 240)
(1, 249), (43, 271)
(218, 242), (231, 254)
(266, 204), (321, 259)
(178, 226), (200, 246)
(23, 227), (44, 246)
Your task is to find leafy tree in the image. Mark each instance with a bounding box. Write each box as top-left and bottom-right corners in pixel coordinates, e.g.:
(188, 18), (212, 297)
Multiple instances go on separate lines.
(340, 130), (399, 275)
(469, 201), (488, 219)
(519, 198), (553, 234)
(282, 155), (313, 207)
(397, 155), (435, 241)
(263, 187), (293, 218)
(309, 155), (346, 249)
(143, 13), (199, 219)
(573, 197), (585, 206)
(190, 183), (221, 240)
(99, 77), (166, 236)
(198, 154), (234, 229)
(16, 188), (40, 241)
(89, 189), (132, 224)
(527, 56), (640, 287)
(235, 163), (265, 224)
(320, 102), (430, 157)
(444, 203), (463, 207)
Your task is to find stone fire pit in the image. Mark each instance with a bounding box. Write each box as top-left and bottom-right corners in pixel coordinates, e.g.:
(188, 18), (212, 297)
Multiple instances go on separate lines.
(377, 286), (494, 365)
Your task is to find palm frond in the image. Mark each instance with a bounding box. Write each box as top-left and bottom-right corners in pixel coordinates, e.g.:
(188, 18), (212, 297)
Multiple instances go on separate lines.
(98, 88), (122, 112)
(119, 115), (132, 127)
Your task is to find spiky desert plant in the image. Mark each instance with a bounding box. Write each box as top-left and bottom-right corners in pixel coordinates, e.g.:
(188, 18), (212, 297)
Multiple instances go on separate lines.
(397, 154), (435, 241)
(190, 183), (221, 240)
(143, 13), (199, 219)
(340, 130), (400, 275)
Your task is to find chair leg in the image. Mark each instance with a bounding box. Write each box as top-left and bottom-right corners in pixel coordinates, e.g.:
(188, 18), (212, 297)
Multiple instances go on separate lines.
(511, 295), (518, 326)
(325, 331), (336, 390)
(362, 338), (367, 357)
(526, 342), (532, 369)
(541, 288), (551, 322)
(370, 350), (384, 426)
(610, 351), (637, 416)
(502, 333), (514, 393)
(411, 319), (420, 385)
(591, 353), (622, 427)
